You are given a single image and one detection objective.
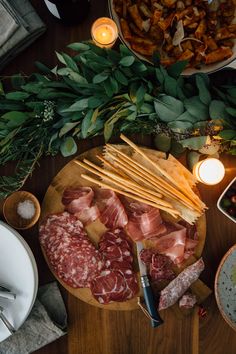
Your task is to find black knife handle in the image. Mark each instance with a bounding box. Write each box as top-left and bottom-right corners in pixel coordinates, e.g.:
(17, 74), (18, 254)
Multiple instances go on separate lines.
(141, 275), (163, 328)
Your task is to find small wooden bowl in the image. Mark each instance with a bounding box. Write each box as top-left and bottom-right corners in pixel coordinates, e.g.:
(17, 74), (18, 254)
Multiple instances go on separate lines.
(3, 191), (41, 230)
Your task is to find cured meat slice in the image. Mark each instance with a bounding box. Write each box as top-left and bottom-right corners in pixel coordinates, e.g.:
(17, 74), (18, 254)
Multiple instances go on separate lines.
(99, 229), (132, 251)
(154, 223), (187, 265)
(150, 254), (175, 281)
(123, 198), (167, 241)
(140, 248), (175, 281)
(75, 205), (100, 226)
(90, 270), (127, 304)
(39, 212), (103, 288)
(62, 187), (94, 214)
(158, 258), (205, 310)
(95, 189), (128, 229)
(99, 230), (134, 264)
(179, 293), (197, 309)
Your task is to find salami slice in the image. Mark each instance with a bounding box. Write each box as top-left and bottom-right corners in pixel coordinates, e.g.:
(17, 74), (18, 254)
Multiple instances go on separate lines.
(158, 258), (205, 310)
(179, 293), (197, 309)
(39, 212), (103, 288)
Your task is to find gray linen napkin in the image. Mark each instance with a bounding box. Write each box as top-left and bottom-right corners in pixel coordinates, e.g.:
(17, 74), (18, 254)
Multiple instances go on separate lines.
(0, 282), (67, 354)
(0, 0), (46, 71)
(0, 4), (18, 47)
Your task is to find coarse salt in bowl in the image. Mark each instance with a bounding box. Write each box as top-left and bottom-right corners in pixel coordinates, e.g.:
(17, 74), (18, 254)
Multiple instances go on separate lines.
(3, 191), (41, 230)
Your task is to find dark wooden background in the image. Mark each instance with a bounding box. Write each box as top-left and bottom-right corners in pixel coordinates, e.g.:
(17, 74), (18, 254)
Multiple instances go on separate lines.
(0, 1), (236, 353)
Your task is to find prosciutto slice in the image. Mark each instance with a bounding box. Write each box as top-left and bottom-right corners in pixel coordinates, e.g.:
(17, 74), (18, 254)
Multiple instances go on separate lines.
(123, 199), (166, 241)
(154, 223), (187, 265)
(62, 187), (94, 213)
(62, 187), (100, 225)
(95, 189), (128, 229)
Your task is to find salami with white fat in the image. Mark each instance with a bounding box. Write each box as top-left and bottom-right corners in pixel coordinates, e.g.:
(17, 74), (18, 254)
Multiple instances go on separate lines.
(39, 212), (103, 288)
(158, 258), (204, 310)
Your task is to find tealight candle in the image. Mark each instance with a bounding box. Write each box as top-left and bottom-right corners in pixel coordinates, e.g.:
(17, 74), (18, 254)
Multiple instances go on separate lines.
(193, 158), (225, 185)
(91, 17), (118, 48)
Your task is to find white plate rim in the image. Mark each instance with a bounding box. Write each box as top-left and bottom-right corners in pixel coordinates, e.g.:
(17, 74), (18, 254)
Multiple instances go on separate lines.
(0, 221), (38, 341)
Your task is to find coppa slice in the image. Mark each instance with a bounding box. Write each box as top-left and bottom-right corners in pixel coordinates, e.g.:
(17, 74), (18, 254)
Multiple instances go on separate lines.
(91, 229), (139, 304)
(39, 212), (103, 288)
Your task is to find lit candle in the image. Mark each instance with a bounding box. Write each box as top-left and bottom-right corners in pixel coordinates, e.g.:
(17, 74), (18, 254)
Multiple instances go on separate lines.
(193, 158), (225, 185)
(91, 17), (118, 48)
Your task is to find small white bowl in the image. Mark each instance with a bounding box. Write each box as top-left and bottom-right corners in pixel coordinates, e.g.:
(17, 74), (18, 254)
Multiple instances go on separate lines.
(217, 177), (236, 223)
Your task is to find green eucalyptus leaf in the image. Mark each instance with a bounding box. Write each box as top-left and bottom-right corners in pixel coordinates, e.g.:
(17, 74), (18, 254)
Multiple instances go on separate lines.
(136, 84), (147, 104)
(119, 56), (135, 67)
(167, 60), (188, 78)
(196, 75), (211, 105)
(154, 133), (171, 152)
(176, 111), (198, 122)
(126, 111), (137, 121)
(68, 71), (88, 84)
(5, 92), (30, 101)
(35, 61), (52, 74)
(209, 100), (230, 120)
(81, 110), (93, 138)
(180, 136), (208, 150)
(164, 76), (177, 98)
(168, 120), (193, 133)
(67, 42), (90, 51)
(62, 98), (89, 112)
(93, 72), (109, 84)
(61, 52), (79, 72)
(184, 96), (209, 120)
(154, 95), (184, 122)
(59, 122), (79, 138)
(109, 77), (119, 94)
(60, 136), (77, 157)
(21, 82), (44, 94)
(2, 111), (28, 125)
(88, 97), (103, 108)
(170, 140), (186, 157)
(226, 107), (236, 117)
(114, 69), (128, 85)
(219, 130), (236, 140)
(56, 52), (66, 65)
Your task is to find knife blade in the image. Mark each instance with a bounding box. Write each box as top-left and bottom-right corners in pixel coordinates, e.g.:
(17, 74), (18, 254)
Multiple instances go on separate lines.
(136, 241), (163, 328)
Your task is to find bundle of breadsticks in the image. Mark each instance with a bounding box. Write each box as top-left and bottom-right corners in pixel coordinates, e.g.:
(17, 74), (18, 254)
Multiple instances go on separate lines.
(75, 134), (207, 224)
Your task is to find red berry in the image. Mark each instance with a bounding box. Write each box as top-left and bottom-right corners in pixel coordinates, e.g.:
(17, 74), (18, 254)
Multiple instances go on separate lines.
(231, 196), (236, 204)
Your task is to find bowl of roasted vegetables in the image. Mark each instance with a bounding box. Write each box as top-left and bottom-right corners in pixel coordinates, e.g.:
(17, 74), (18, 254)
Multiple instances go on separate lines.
(109, 0), (236, 75)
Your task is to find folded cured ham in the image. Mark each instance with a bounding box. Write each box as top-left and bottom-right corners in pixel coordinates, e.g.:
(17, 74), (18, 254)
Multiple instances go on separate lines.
(95, 189), (128, 229)
(122, 198), (166, 241)
(62, 187), (100, 225)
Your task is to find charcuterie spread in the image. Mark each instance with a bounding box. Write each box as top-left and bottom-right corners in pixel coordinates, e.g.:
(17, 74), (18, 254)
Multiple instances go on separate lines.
(39, 136), (207, 311)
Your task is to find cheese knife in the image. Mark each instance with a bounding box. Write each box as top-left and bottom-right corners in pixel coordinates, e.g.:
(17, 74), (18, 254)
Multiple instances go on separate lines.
(136, 241), (163, 328)
(0, 285), (16, 301)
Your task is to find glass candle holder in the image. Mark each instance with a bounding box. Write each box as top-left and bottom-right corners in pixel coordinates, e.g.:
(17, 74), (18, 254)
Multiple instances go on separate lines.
(91, 17), (118, 48)
(193, 158), (225, 185)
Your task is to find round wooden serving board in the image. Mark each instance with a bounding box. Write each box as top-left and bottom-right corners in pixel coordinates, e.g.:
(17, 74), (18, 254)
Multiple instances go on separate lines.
(40, 145), (206, 311)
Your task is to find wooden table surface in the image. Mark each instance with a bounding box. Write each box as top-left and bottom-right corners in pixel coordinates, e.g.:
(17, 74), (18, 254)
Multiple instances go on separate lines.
(1, 1), (236, 353)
